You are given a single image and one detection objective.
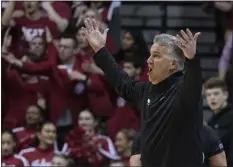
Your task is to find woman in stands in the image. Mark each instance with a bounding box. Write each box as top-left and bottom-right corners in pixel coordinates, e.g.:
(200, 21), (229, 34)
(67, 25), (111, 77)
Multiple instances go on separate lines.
(66, 109), (119, 167)
(13, 104), (47, 150)
(19, 122), (67, 166)
(113, 29), (150, 81)
(2, 130), (29, 166)
(115, 129), (136, 166)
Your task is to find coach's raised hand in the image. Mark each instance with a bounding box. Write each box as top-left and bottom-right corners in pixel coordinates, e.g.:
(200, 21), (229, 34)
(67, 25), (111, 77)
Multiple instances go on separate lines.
(176, 28), (201, 60)
(82, 18), (109, 52)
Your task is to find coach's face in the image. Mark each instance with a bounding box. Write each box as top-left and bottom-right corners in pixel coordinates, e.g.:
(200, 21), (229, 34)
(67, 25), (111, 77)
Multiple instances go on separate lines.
(147, 43), (177, 84)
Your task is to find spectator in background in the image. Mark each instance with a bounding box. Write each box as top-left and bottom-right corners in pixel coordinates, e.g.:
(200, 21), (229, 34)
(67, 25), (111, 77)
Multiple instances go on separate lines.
(115, 129), (136, 166)
(114, 29), (149, 63)
(1, 1), (65, 56)
(3, 32), (90, 149)
(107, 57), (140, 140)
(114, 29), (150, 81)
(19, 122), (66, 166)
(2, 30), (50, 129)
(12, 105), (47, 151)
(204, 77), (233, 165)
(67, 6), (116, 53)
(66, 109), (119, 167)
(2, 130), (29, 166)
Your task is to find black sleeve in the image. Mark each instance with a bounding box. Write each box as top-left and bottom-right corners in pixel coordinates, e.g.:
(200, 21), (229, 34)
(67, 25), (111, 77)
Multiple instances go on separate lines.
(131, 132), (140, 155)
(180, 56), (202, 112)
(93, 47), (146, 105)
(202, 126), (224, 159)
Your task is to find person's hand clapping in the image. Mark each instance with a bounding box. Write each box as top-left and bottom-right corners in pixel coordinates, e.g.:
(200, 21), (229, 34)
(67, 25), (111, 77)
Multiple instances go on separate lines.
(82, 18), (109, 52)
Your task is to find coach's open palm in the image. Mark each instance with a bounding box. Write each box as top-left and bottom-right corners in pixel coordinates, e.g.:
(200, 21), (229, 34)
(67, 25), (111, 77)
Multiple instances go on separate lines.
(176, 28), (201, 60)
(82, 18), (109, 52)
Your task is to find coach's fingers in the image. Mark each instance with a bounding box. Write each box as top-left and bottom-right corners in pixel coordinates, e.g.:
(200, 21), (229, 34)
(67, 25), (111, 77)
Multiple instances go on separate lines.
(91, 19), (99, 31)
(193, 32), (201, 42)
(86, 18), (94, 31)
(180, 30), (190, 42)
(186, 28), (194, 41)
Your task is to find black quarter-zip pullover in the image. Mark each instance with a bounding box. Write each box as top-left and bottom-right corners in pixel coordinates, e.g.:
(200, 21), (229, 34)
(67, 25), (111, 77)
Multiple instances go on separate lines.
(93, 47), (203, 167)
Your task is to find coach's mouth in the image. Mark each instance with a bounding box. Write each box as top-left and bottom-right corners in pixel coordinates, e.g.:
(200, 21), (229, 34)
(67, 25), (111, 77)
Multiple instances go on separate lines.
(149, 68), (152, 73)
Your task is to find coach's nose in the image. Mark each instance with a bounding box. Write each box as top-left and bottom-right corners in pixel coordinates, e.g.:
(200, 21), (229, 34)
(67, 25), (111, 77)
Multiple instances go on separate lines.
(147, 55), (153, 65)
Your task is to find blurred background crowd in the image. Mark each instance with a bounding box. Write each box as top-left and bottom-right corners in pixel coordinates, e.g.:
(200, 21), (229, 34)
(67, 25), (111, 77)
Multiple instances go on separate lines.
(1, 1), (233, 167)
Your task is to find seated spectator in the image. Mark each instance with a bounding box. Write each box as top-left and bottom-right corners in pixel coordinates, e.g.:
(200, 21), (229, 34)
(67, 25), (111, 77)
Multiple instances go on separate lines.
(115, 129), (136, 166)
(66, 109), (119, 167)
(13, 104), (47, 150)
(204, 77), (233, 165)
(2, 130), (29, 166)
(19, 121), (67, 166)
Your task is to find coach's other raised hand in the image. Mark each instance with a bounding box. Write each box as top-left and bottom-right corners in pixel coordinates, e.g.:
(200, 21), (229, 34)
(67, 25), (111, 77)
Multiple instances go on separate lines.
(82, 18), (109, 52)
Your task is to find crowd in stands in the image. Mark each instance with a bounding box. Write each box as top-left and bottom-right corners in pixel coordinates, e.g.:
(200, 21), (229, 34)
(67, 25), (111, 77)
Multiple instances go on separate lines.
(1, 1), (233, 166)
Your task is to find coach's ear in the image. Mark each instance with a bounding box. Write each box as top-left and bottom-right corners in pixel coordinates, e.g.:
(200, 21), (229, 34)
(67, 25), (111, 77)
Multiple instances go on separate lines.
(169, 60), (178, 73)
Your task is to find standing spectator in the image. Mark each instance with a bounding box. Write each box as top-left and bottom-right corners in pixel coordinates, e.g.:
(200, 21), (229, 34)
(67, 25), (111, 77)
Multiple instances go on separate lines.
(13, 105), (47, 150)
(19, 122), (66, 166)
(2, 130), (29, 166)
(66, 109), (119, 167)
(204, 77), (233, 165)
(115, 129), (136, 166)
(3, 34), (89, 149)
(2, 1), (67, 56)
(2, 28), (50, 129)
(2, 52), (50, 129)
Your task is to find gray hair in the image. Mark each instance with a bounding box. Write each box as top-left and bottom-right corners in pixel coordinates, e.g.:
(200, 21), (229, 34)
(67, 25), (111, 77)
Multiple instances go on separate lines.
(153, 34), (185, 71)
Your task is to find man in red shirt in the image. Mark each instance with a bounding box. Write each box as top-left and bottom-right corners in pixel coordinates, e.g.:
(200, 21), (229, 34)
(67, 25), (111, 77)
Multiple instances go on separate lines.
(2, 1), (67, 55)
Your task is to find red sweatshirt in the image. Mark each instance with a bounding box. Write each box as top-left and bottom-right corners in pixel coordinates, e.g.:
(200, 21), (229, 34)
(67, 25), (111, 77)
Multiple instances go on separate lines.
(107, 96), (140, 141)
(76, 52), (114, 117)
(2, 60), (50, 129)
(19, 44), (88, 124)
(13, 127), (37, 151)
(66, 127), (119, 167)
(2, 154), (29, 166)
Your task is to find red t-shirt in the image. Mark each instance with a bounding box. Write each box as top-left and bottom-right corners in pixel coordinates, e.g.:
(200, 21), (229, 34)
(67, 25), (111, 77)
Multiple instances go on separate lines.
(13, 127), (37, 150)
(12, 16), (60, 56)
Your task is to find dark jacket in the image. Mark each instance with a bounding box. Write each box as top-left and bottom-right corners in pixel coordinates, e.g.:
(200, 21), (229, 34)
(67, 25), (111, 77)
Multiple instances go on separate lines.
(208, 105), (233, 165)
(93, 47), (203, 167)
